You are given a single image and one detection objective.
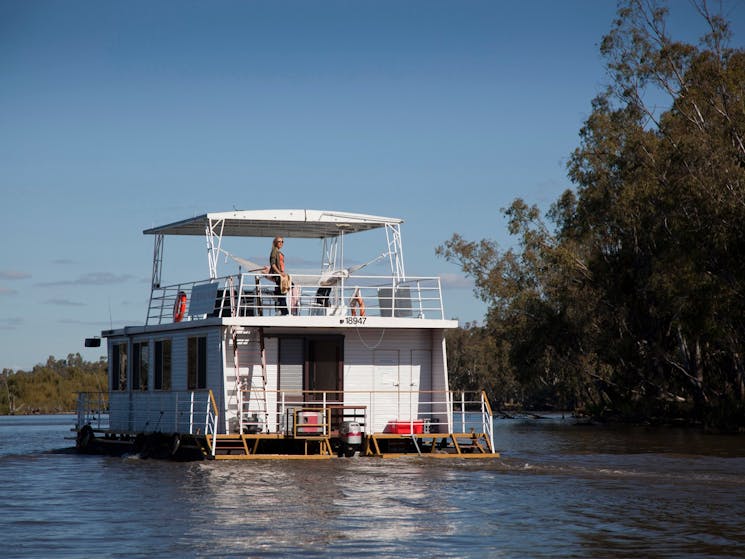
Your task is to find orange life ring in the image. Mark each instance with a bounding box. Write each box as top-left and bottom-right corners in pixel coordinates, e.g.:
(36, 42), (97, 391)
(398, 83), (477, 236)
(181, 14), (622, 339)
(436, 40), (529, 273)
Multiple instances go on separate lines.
(350, 291), (366, 317)
(173, 291), (187, 322)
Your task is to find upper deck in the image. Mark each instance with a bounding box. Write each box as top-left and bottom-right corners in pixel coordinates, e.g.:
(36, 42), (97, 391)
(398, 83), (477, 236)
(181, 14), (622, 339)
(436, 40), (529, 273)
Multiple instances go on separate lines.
(141, 209), (456, 329)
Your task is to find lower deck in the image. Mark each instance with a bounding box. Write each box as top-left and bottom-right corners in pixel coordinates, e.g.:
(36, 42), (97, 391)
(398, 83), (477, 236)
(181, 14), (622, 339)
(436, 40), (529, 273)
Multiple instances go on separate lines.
(76, 428), (499, 460)
(75, 389), (500, 460)
(210, 431), (497, 459)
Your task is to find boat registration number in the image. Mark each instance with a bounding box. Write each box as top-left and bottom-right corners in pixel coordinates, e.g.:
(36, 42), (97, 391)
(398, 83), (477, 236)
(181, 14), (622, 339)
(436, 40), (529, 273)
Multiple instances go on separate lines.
(344, 316), (367, 325)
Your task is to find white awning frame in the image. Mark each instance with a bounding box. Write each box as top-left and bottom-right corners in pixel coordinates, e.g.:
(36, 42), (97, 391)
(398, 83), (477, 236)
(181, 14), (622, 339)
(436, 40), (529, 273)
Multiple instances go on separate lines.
(146, 209), (407, 286)
(143, 209), (402, 239)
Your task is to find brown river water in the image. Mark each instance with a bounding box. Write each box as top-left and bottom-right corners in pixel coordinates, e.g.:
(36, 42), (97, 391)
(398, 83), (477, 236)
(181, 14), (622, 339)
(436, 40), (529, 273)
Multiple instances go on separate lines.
(1, 414), (743, 558)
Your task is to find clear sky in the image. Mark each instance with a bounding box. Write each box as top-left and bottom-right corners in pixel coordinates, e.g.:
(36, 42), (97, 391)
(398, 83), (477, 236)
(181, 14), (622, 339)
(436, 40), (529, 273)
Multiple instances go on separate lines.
(1, 1), (743, 371)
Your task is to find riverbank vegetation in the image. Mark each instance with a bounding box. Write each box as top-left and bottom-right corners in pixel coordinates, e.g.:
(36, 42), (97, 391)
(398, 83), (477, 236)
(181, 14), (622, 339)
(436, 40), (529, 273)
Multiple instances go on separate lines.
(1, 355), (106, 415)
(441, 0), (745, 430)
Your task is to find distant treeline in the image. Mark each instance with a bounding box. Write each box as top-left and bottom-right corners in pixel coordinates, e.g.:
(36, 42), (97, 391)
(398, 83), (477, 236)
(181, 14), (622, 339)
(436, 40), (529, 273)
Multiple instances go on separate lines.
(1, 354), (107, 415)
(441, 1), (745, 431)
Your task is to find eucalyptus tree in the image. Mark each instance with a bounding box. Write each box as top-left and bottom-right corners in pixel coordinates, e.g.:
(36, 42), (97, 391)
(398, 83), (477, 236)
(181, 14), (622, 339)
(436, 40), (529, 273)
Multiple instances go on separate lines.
(567, 0), (745, 423)
(440, 0), (745, 426)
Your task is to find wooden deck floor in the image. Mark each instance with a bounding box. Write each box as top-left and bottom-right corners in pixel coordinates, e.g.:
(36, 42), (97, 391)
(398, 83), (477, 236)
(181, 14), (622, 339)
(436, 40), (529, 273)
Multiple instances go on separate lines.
(205, 432), (500, 460)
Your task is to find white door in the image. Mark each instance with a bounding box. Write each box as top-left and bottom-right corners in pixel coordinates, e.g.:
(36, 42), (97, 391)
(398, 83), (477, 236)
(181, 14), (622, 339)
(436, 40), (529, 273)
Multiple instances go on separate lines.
(373, 350), (399, 430)
(411, 349), (432, 422)
(398, 350), (432, 421)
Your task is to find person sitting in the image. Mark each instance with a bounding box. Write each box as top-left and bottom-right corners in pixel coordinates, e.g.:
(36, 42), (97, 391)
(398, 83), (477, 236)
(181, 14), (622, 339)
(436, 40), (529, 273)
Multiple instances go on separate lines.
(315, 286), (331, 308)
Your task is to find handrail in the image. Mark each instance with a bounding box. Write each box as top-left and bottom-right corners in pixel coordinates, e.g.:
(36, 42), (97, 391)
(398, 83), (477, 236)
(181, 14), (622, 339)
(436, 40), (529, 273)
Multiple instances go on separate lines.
(145, 272), (446, 324)
(78, 388), (495, 454)
(480, 389), (494, 416)
(207, 390), (219, 457)
(481, 390), (495, 452)
(209, 389), (219, 416)
(88, 390), (217, 436)
(76, 392), (110, 430)
(237, 389), (492, 441)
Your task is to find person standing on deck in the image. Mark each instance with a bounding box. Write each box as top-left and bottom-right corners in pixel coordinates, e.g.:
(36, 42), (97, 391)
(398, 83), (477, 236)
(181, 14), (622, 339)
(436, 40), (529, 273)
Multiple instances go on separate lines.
(270, 236), (289, 315)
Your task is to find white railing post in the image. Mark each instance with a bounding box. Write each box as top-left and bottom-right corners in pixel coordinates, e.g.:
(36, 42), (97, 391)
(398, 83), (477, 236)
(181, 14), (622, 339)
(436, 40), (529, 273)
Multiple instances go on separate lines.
(485, 393), (495, 452)
(189, 391), (195, 435)
(204, 393), (210, 435)
(481, 393), (487, 435)
(445, 390), (451, 433)
(437, 278), (444, 319)
(212, 407), (218, 457)
(173, 392), (179, 433)
(415, 279), (423, 318)
(460, 391), (466, 433)
(409, 388), (414, 432)
(76, 394), (85, 428)
(236, 376), (244, 436)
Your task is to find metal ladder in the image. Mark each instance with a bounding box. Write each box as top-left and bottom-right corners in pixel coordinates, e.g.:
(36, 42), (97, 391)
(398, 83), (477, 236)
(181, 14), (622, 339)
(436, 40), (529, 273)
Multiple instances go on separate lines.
(233, 327), (268, 434)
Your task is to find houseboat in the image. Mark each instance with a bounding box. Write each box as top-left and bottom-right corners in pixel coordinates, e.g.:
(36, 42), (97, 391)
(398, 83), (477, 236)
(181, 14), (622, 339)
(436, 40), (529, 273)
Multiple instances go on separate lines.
(76, 209), (498, 459)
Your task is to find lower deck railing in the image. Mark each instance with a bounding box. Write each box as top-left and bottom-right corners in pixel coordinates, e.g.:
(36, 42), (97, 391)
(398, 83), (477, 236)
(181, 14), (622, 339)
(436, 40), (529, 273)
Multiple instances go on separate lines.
(77, 389), (494, 454)
(77, 390), (218, 440)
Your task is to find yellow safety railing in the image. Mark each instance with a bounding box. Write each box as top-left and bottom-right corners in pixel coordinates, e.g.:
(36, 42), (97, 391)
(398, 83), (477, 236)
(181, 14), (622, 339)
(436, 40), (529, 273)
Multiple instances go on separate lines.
(206, 390), (219, 457)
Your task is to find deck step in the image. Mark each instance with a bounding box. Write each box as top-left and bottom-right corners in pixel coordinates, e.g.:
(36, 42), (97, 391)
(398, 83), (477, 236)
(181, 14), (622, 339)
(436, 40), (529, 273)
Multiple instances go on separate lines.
(208, 434), (334, 457)
(365, 432), (498, 457)
(213, 436), (250, 456)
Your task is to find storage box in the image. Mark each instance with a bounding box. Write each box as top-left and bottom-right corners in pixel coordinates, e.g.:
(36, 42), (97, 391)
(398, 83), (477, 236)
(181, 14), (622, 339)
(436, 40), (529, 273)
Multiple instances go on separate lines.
(296, 411), (324, 434)
(385, 420), (424, 434)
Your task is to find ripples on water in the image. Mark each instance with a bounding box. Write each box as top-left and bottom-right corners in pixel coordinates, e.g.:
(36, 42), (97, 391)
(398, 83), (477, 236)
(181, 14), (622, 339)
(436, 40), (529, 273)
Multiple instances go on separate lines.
(1, 415), (744, 558)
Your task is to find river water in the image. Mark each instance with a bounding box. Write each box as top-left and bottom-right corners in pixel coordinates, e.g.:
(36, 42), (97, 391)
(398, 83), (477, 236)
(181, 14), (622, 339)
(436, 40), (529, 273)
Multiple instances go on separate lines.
(1, 415), (743, 558)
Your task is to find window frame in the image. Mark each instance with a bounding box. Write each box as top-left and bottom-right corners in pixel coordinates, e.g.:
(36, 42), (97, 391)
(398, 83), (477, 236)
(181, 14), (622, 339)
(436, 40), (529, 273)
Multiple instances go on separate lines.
(154, 339), (172, 391)
(187, 336), (207, 390)
(112, 342), (128, 391)
(132, 341), (149, 391)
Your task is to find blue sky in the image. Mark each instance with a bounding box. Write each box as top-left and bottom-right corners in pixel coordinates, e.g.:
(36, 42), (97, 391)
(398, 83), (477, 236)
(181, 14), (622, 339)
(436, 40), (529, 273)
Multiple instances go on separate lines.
(2, 1), (743, 371)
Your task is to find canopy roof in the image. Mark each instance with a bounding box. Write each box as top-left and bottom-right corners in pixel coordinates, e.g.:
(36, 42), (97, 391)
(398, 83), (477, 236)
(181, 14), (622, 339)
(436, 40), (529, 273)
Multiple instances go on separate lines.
(143, 209), (403, 239)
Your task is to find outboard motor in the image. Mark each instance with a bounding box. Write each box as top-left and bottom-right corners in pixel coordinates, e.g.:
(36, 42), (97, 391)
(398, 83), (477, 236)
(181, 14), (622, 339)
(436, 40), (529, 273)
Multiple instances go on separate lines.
(339, 421), (363, 457)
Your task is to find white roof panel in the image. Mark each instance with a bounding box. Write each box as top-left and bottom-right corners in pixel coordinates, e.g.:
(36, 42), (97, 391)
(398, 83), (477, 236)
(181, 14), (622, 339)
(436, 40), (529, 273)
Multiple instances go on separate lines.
(143, 209), (403, 238)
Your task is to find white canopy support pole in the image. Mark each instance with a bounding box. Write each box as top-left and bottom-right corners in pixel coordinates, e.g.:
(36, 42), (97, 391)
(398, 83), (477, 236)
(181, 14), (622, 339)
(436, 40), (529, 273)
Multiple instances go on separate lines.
(151, 233), (164, 289)
(205, 218), (226, 279)
(339, 225), (347, 270)
(320, 236), (339, 275)
(321, 237), (330, 274)
(146, 234), (164, 326)
(385, 223), (406, 282)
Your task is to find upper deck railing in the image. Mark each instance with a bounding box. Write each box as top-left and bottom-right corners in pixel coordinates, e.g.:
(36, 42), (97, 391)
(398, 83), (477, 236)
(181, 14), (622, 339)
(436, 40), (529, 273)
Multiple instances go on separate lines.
(146, 272), (446, 325)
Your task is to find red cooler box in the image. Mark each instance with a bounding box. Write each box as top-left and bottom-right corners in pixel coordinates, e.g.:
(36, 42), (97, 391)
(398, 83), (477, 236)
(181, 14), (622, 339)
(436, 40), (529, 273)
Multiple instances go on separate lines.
(385, 420), (424, 434)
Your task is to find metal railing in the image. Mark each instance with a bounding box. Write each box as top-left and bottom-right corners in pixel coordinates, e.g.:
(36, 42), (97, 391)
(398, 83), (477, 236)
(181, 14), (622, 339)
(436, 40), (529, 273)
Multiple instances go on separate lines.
(76, 391), (109, 430)
(77, 389), (493, 453)
(146, 272), (445, 325)
(236, 389), (493, 446)
(206, 390), (219, 457)
(453, 390), (495, 453)
(77, 390), (219, 443)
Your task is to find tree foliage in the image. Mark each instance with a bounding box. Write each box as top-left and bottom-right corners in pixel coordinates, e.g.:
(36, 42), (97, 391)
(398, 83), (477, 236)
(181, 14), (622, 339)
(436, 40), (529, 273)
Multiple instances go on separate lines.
(440, 0), (745, 428)
(1, 354), (107, 414)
